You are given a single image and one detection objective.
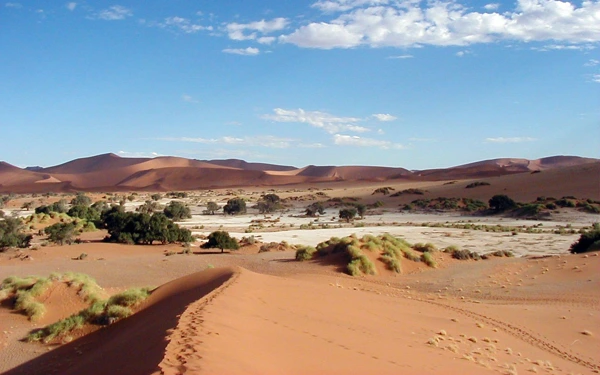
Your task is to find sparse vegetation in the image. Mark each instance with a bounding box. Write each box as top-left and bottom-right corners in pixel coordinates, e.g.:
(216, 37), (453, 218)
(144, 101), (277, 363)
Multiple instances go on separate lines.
(390, 188), (426, 196)
(465, 181), (491, 189)
(339, 207), (357, 222)
(0, 217), (32, 250)
(163, 201), (192, 221)
(569, 223), (600, 254)
(372, 187), (394, 195)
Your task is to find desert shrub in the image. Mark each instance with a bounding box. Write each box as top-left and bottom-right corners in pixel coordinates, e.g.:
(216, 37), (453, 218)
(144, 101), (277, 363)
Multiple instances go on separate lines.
(488, 250), (514, 257)
(295, 246), (317, 261)
(413, 242), (437, 253)
(70, 193), (92, 207)
(463, 198), (487, 212)
(515, 204), (545, 217)
(305, 202), (325, 217)
(444, 245), (460, 253)
(107, 288), (151, 308)
(163, 201), (192, 221)
(489, 195), (517, 212)
(255, 194), (282, 214)
(205, 201), (220, 215)
(45, 222), (76, 245)
(581, 204), (600, 214)
(451, 249), (481, 260)
(545, 202), (557, 210)
(223, 197), (246, 215)
(569, 224), (600, 254)
(421, 252), (437, 268)
(390, 188), (426, 197)
(555, 198), (576, 208)
(372, 187), (394, 195)
(0, 217), (32, 250)
(465, 181), (490, 189)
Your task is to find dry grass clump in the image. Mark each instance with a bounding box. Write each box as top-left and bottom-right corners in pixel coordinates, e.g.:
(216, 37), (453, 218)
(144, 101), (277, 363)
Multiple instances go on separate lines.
(421, 252), (437, 268)
(27, 287), (151, 343)
(412, 242), (437, 253)
(295, 246), (317, 261)
(0, 276), (53, 321)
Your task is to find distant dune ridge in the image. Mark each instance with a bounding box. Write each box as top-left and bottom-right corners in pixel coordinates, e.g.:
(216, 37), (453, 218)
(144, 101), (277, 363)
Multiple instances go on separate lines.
(0, 153), (597, 193)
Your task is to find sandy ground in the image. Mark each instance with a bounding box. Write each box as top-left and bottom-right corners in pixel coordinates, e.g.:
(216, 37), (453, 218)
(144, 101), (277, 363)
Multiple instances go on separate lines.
(0, 180), (599, 374)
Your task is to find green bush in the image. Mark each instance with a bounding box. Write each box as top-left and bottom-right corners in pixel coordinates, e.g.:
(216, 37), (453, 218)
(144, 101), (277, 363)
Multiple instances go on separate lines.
(569, 224), (600, 254)
(465, 181), (490, 189)
(203, 231), (239, 253)
(295, 246), (316, 261)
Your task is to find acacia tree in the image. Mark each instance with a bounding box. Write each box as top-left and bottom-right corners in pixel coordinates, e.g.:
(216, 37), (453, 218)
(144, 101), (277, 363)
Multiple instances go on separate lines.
(489, 195), (517, 212)
(205, 201), (219, 215)
(223, 198), (246, 215)
(163, 201), (191, 221)
(203, 231), (239, 253)
(339, 208), (357, 222)
(305, 202), (325, 217)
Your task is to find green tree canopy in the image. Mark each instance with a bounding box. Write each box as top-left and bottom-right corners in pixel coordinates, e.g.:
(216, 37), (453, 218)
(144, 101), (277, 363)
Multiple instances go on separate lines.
(305, 202), (325, 217)
(339, 208), (357, 222)
(489, 195), (517, 212)
(163, 201), (192, 221)
(223, 198), (246, 215)
(0, 217), (32, 250)
(71, 193), (92, 207)
(45, 222), (76, 245)
(203, 231), (239, 253)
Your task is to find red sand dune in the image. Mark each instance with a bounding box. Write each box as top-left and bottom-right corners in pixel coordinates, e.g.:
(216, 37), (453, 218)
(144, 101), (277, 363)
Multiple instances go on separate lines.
(3, 267), (237, 375)
(0, 154), (597, 193)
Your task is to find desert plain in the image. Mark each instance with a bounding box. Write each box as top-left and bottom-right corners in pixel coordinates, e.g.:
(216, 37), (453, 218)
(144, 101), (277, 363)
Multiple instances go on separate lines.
(0, 154), (599, 375)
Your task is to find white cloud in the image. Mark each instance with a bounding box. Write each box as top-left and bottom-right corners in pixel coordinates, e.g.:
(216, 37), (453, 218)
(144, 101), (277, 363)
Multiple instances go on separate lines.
(158, 135), (293, 148)
(161, 16), (212, 33)
(592, 74), (600, 83)
(584, 59), (599, 67)
(117, 151), (162, 158)
(5, 2), (21, 8)
(257, 36), (276, 44)
(483, 3), (500, 11)
(456, 50), (471, 57)
(262, 108), (369, 134)
(532, 44), (596, 51)
(312, 0), (389, 13)
(485, 137), (537, 143)
(372, 113), (397, 121)
(97, 5), (132, 21)
(181, 94), (199, 104)
(333, 134), (404, 149)
(222, 47), (260, 55)
(299, 143), (326, 148)
(225, 18), (288, 41)
(280, 0), (600, 49)
(387, 54), (414, 59)
(66, 2), (76, 11)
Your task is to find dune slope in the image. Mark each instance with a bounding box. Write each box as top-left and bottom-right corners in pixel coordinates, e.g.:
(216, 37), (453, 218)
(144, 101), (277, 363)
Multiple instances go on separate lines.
(4, 268), (237, 375)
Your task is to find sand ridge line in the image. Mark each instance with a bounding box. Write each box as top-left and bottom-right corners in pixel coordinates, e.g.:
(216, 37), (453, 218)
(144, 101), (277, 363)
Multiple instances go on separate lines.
(354, 277), (600, 372)
(157, 268), (242, 375)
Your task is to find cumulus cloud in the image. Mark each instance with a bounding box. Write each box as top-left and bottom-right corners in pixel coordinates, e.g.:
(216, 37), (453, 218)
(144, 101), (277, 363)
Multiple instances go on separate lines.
(333, 134), (404, 149)
(372, 113), (397, 121)
(483, 3), (500, 11)
(222, 47), (260, 55)
(66, 2), (76, 11)
(485, 137), (537, 143)
(262, 108), (370, 134)
(226, 17), (288, 41)
(160, 16), (212, 33)
(592, 74), (600, 83)
(97, 5), (132, 21)
(158, 135), (293, 148)
(280, 0), (600, 49)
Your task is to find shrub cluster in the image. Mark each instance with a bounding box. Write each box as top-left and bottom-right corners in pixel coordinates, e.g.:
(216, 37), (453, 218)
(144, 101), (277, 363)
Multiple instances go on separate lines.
(570, 223), (600, 254)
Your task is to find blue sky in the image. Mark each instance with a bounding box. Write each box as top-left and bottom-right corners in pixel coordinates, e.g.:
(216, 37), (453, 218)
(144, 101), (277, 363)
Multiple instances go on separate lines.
(1, 0), (599, 169)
